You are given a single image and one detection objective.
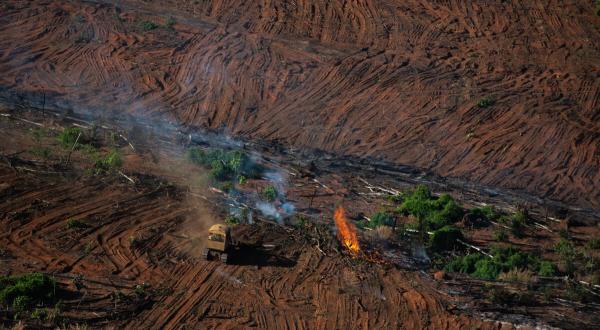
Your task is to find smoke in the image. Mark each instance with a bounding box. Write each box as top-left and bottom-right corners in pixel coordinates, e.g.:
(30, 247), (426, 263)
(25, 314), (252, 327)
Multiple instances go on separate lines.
(254, 201), (295, 224)
(264, 170), (288, 195)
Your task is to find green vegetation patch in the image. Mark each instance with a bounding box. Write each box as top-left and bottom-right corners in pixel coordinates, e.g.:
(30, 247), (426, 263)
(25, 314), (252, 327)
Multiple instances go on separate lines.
(57, 127), (84, 148)
(396, 185), (463, 231)
(586, 236), (600, 250)
(187, 147), (263, 182)
(429, 226), (464, 253)
(477, 97), (494, 108)
(0, 273), (56, 311)
(445, 246), (553, 279)
(554, 239), (581, 275)
(141, 21), (159, 31)
(262, 185), (278, 202)
(94, 149), (123, 174)
(359, 212), (395, 229)
(66, 218), (88, 229)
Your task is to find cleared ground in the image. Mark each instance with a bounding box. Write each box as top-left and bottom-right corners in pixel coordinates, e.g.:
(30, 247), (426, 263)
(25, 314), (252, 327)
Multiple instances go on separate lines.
(0, 0), (599, 210)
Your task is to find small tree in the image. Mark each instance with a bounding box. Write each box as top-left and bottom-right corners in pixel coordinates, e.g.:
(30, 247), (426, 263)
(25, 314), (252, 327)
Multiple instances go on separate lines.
(262, 186), (277, 202)
(554, 239), (580, 275)
(429, 226), (463, 253)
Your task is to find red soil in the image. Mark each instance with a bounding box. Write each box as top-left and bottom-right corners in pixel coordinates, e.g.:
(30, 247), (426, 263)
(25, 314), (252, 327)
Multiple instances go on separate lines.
(0, 0), (598, 212)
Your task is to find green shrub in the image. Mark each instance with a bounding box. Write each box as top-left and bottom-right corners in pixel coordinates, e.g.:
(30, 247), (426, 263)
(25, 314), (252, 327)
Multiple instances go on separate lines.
(554, 239), (580, 275)
(225, 215), (240, 225)
(538, 261), (556, 277)
(396, 185), (463, 231)
(510, 216), (526, 238)
(445, 246), (546, 280)
(31, 147), (51, 159)
(13, 295), (32, 312)
(364, 212), (395, 229)
(57, 127), (83, 148)
(30, 128), (48, 142)
(468, 206), (499, 221)
(31, 308), (46, 320)
(164, 17), (175, 30)
(141, 21), (158, 31)
(66, 218), (88, 229)
(586, 236), (600, 250)
(477, 97), (494, 108)
(0, 273), (56, 310)
(94, 149), (122, 174)
(429, 226), (463, 253)
(493, 228), (508, 242)
(187, 147), (262, 182)
(238, 175), (247, 185)
(473, 258), (502, 279)
(262, 186), (277, 202)
(513, 208), (529, 224)
(445, 253), (486, 274)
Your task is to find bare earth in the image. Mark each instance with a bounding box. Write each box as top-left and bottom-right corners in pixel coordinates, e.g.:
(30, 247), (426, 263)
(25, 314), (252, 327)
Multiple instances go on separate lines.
(0, 0), (598, 210)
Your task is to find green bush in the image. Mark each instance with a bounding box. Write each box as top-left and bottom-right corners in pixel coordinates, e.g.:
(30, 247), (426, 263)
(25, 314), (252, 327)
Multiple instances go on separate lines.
(94, 149), (122, 174)
(445, 253), (486, 274)
(262, 186), (278, 202)
(0, 273), (56, 310)
(31, 147), (51, 159)
(66, 218), (88, 229)
(477, 97), (494, 108)
(164, 17), (176, 30)
(225, 215), (240, 225)
(538, 261), (556, 277)
(510, 215), (526, 238)
(57, 127), (83, 148)
(445, 246), (546, 280)
(141, 21), (158, 31)
(554, 239), (580, 275)
(238, 175), (247, 185)
(429, 226), (463, 253)
(468, 206), (498, 221)
(472, 258), (502, 279)
(396, 185), (463, 231)
(493, 228), (508, 242)
(210, 160), (233, 181)
(363, 212), (395, 229)
(586, 236), (600, 250)
(187, 147), (262, 182)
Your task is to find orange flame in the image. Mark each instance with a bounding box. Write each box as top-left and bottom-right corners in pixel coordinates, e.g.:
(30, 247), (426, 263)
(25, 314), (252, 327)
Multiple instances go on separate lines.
(333, 206), (360, 254)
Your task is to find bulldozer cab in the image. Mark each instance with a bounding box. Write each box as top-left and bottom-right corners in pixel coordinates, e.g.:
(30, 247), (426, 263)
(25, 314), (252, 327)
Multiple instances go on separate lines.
(206, 224), (230, 252)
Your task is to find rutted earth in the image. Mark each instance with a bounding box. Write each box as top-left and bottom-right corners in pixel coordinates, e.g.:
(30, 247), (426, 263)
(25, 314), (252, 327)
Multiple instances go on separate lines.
(0, 0), (599, 212)
(0, 108), (514, 329)
(1, 105), (599, 329)
(1, 0), (600, 329)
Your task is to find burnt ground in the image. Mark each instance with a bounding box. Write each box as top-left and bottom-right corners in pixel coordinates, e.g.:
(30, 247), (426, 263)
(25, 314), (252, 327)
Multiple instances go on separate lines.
(1, 105), (600, 329)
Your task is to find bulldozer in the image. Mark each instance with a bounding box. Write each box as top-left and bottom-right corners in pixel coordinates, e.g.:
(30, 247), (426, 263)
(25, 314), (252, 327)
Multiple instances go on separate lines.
(202, 224), (235, 263)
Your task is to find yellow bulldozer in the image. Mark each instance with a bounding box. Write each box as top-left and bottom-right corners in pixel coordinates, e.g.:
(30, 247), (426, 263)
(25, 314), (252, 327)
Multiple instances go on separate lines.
(202, 224), (235, 263)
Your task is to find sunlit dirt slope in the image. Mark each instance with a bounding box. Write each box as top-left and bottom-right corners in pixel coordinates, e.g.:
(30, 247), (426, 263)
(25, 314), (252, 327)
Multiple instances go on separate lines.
(0, 0), (598, 210)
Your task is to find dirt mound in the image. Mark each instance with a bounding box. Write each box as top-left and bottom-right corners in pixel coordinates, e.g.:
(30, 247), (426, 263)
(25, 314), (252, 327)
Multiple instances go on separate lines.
(0, 0), (599, 212)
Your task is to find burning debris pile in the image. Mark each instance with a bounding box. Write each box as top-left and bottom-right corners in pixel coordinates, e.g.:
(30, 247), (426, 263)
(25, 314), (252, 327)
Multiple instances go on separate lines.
(333, 206), (360, 254)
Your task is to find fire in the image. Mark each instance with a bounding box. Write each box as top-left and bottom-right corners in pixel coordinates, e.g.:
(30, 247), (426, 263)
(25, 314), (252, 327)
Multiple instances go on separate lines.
(333, 206), (360, 254)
